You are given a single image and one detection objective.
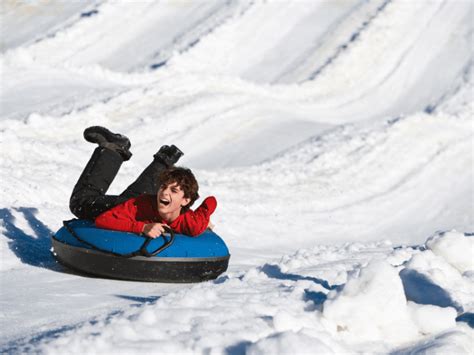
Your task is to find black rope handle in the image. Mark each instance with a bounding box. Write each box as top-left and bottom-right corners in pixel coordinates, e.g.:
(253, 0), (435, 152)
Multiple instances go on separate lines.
(61, 219), (175, 258)
(140, 226), (175, 257)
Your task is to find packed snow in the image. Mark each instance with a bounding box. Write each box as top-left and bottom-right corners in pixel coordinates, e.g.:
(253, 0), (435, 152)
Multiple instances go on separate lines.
(0, 0), (473, 353)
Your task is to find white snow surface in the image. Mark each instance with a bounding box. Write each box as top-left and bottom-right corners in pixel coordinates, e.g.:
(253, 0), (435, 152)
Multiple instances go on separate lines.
(1, 0), (473, 353)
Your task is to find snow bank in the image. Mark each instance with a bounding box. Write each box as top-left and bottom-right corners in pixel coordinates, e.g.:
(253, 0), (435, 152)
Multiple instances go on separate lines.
(426, 231), (474, 274)
(322, 260), (419, 344)
(401, 242), (473, 309)
(407, 302), (457, 335)
(321, 234), (472, 347)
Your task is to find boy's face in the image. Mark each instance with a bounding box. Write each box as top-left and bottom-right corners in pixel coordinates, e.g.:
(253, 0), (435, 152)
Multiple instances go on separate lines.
(157, 181), (190, 218)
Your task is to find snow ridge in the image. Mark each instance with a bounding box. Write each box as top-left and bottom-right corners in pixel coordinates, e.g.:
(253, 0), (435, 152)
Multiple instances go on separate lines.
(307, 0), (393, 81)
(1, 0), (473, 353)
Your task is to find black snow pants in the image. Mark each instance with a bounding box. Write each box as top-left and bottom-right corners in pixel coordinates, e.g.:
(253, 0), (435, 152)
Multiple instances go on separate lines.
(69, 147), (167, 220)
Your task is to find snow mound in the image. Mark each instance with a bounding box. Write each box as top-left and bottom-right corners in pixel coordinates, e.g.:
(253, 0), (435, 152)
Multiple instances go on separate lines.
(317, 231), (474, 347)
(246, 330), (343, 355)
(401, 247), (473, 310)
(407, 302), (457, 335)
(426, 231), (474, 274)
(322, 260), (420, 344)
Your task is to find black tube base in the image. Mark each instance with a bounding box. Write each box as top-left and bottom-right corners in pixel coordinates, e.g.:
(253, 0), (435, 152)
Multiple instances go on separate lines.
(52, 238), (229, 283)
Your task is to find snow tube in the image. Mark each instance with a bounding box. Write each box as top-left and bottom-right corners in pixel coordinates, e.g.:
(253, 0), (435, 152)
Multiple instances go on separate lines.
(51, 219), (230, 283)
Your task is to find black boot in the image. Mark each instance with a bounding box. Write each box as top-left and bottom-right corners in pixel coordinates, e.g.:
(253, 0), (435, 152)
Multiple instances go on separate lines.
(153, 145), (183, 168)
(84, 126), (132, 161)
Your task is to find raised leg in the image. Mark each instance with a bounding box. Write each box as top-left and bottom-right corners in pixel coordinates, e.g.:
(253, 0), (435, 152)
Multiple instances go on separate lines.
(69, 125), (183, 219)
(119, 159), (167, 199)
(69, 147), (129, 220)
(120, 145), (184, 199)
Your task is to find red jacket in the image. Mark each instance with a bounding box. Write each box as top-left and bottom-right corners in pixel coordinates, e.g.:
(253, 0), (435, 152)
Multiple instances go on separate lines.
(95, 195), (217, 237)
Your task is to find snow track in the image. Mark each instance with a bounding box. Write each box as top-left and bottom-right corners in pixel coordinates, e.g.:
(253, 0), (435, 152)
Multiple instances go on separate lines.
(1, 0), (473, 353)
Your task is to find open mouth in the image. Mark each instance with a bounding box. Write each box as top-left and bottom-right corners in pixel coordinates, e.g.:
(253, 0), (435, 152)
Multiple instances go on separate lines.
(159, 198), (170, 206)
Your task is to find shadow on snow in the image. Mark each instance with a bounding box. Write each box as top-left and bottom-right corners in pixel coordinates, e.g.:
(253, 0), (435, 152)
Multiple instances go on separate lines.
(399, 268), (463, 312)
(260, 263), (341, 291)
(260, 264), (341, 311)
(114, 294), (161, 305)
(0, 207), (58, 270)
(399, 268), (473, 328)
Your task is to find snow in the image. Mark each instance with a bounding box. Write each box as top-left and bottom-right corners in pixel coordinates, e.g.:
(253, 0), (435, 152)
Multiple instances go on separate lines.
(323, 260), (420, 344)
(246, 331), (343, 355)
(426, 231), (474, 274)
(1, 0), (473, 353)
(408, 302), (457, 335)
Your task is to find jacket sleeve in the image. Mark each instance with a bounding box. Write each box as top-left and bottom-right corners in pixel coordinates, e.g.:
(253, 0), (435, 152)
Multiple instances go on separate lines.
(95, 197), (146, 234)
(181, 196), (217, 237)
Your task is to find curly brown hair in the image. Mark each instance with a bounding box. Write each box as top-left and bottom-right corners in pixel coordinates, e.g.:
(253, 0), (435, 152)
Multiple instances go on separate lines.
(158, 167), (199, 212)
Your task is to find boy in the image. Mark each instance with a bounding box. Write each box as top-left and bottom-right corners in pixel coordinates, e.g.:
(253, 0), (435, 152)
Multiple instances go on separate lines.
(69, 126), (216, 237)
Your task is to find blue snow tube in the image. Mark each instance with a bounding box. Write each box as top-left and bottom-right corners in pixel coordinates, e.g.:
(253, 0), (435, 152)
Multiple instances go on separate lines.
(51, 219), (230, 283)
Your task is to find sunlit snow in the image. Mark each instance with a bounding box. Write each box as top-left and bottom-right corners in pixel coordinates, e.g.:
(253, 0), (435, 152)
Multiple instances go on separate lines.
(1, 0), (473, 353)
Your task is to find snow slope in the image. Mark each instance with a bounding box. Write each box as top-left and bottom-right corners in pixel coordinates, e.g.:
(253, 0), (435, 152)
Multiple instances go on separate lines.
(0, 0), (473, 353)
